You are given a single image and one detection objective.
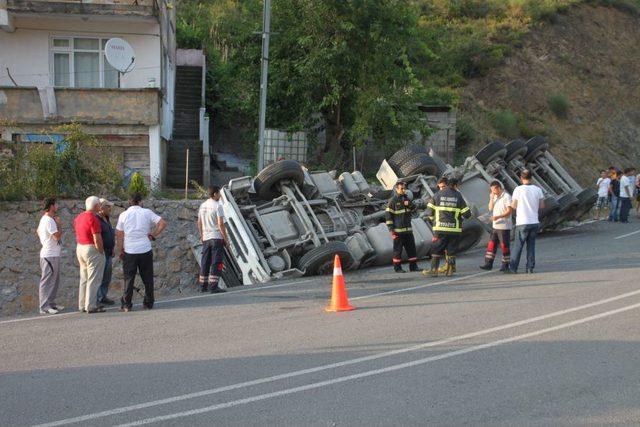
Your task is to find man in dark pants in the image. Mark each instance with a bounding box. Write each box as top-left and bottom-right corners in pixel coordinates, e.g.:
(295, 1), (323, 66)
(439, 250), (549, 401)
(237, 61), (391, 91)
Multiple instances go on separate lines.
(197, 186), (228, 293)
(423, 178), (471, 277)
(115, 193), (167, 311)
(96, 198), (116, 305)
(386, 181), (420, 273)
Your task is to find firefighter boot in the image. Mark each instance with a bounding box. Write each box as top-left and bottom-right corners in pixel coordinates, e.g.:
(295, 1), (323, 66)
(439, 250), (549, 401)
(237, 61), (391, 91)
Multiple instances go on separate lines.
(422, 256), (440, 277)
(394, 264), (406, 273)
(409, 262), (420, 272)
(479, 258), (493, 271)
(499, 261), (510, 272)
(445, 256), (456, 277)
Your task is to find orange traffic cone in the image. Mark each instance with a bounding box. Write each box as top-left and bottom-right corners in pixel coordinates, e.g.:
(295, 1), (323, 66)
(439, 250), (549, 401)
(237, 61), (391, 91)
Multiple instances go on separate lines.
(325, 255), (355, 312)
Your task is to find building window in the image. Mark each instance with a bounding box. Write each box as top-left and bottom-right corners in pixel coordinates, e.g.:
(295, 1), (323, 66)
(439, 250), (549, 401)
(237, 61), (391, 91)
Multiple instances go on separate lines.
(50, 37), (120, 88)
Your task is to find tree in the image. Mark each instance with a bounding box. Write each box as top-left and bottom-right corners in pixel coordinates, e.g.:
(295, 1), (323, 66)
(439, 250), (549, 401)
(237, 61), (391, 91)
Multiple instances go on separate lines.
(267, 0), (428, 165)
(177, 0), (429, 167)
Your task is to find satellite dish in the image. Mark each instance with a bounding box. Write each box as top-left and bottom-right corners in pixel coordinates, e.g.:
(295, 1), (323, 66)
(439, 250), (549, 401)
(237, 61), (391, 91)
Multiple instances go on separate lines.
(104, 38), (136, 73)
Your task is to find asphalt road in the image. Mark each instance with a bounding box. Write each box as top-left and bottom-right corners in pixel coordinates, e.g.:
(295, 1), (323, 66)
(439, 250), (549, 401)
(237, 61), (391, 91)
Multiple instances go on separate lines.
(1, 218), (640, 426)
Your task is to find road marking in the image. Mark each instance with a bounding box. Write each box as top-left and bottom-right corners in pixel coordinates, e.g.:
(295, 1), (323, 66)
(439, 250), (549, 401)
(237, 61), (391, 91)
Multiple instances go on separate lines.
(614, 229), (640, 240)
(34, 287), (640, 427)
(117, 300), (640, 426)
(0, 279), (314, 326)
(350, 271), (492, 300)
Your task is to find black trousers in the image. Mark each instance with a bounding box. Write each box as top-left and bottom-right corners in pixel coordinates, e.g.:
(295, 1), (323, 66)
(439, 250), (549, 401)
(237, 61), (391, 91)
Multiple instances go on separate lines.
(485, 229), (511, 265)
(392, 232), (418, 265)
(199, 239), (224, 286)
(431, 232), (461, 257)
(122, 250), (154, 309)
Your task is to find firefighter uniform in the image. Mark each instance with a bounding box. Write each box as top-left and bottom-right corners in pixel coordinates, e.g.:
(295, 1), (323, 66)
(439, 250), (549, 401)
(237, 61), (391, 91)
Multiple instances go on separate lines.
(385, 193), (419, 272)
(423, 187), (471, 276)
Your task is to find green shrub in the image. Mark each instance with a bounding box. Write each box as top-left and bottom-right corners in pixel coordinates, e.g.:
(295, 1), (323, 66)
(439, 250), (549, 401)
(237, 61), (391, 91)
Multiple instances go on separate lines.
(127, 172), (149, 198)
(455, 116), (478, 148)
(490, 109), (520, 139)
(0, 124), (122, 201)
(547, 93), (570, 119)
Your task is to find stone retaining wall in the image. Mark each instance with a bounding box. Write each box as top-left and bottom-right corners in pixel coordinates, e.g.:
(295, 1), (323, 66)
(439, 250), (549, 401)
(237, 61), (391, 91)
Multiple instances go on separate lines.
(0, 199), (203, 316)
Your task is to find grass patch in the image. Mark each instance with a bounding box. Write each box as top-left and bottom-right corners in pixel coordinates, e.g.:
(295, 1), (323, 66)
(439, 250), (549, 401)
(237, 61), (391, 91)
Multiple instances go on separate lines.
(490, 109), (520, 139)
(548, 93), (570, 118)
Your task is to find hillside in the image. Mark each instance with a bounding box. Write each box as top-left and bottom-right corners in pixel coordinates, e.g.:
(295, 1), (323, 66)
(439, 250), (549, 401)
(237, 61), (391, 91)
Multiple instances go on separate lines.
(460, 3), (640, 186)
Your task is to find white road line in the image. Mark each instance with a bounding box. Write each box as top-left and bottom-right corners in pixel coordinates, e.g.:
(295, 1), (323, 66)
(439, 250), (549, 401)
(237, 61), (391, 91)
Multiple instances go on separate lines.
(33, 288), (640, 427)
(0, 279), (314, 326)
(350, 271), (492, 300)
(117, 301), (640, 426)
(614, 229), (640, 240)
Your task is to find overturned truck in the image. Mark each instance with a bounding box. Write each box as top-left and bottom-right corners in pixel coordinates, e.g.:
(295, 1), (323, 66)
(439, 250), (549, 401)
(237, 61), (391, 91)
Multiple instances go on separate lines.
(215, 136), (593, 285)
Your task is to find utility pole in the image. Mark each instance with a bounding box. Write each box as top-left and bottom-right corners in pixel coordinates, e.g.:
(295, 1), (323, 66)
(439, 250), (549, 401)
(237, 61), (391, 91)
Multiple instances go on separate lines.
(257, 0), (271, 171)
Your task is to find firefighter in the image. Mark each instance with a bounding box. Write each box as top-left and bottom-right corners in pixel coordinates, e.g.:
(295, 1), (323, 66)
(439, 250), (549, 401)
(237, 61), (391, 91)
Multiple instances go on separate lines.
(422, 177), (471, 277)
(386, 181), (420, 273)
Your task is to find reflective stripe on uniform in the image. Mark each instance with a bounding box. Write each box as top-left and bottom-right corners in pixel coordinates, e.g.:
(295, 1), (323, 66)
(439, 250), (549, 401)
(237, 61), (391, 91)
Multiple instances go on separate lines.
(393, 227), (412, 233)
(433, 225), (462, 232)
(386, 208), (407, 214)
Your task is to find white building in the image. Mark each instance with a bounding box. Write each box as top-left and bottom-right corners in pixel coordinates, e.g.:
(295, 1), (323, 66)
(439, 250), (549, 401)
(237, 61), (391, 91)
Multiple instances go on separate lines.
(0, 0), (176, 188)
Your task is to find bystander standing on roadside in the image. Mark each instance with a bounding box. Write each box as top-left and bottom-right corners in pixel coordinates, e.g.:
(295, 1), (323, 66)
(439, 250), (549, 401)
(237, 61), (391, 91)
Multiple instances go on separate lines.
(115, 193), (167, 311)
(74, 196), (105, 313)
(197, 186), (228, 293)
(480, 181), (512, 272)
(594, 170), (610, 220)
(96, 198), (116, 306)
(36, 197), (64, 315)
(608, 169), (621, 222)
(508, 170), (545, 274)
(635, 169), (640, 218)
(618, 168), (634, 223)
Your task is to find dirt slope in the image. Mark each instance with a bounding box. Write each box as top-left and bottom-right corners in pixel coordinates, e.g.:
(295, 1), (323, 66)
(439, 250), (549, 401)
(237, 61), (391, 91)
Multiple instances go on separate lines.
(461, 4), (640, 186)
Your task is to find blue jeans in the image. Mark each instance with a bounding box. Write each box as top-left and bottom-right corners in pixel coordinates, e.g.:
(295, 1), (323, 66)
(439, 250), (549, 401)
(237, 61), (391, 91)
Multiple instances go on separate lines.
(510, 224), (539, 272)
(608, 195), (620, 221)
(97, 254), (112, 303)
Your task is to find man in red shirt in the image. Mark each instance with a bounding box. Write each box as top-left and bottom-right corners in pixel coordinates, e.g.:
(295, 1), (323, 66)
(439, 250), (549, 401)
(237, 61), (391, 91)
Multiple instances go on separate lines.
(74, 196), (105, 313)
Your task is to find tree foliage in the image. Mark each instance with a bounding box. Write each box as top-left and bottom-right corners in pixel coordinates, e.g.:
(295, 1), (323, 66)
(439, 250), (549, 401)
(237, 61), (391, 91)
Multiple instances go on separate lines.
(176, 0), (590, 167)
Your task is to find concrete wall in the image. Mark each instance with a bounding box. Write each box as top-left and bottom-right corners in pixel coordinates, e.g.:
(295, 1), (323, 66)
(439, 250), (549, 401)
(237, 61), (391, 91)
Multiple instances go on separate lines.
(0, 16), (161, 88)
(0, 199), (205, 316)
(0, 86), (160, 125)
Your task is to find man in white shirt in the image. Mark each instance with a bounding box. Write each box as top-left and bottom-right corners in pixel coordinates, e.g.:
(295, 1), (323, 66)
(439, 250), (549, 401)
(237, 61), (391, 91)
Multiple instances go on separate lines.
(508, 170), (545, 274)
(115, 192), (167, 311)
(480, 181), (512, 272)
(37, 197), (63, 314)
(197, 186), (228, 293)
(619, 167), (634, 223)
(594, 170), (611, 220)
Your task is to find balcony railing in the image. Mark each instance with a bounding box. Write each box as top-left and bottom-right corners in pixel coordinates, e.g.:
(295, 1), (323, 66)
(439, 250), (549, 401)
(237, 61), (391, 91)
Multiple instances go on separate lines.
(0, 86), (160, 126)
(6, 0), (158, 18)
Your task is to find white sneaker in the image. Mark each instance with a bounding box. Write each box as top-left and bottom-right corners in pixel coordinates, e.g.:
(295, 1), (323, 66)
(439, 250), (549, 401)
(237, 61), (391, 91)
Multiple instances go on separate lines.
(52, 305), (65, 312)
(39, 308), (59, 315)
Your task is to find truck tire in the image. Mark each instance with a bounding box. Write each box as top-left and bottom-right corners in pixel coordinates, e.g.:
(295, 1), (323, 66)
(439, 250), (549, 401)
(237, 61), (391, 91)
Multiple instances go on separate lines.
(254, 160), (304, 200)
(475, 141), (507, 166)
(387, 145), (427, 172)
(556, 192), (579, 213)
(457, 218), (486, 254)
(398, 153), (440, 177)
(504, 139), (528, 162)
(298, 241), (354, 276)
(570, 188), (599, 220)
(524, 136), (549, 162)
(431, 154), (448, 177)
(539, 196), (561, 229)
